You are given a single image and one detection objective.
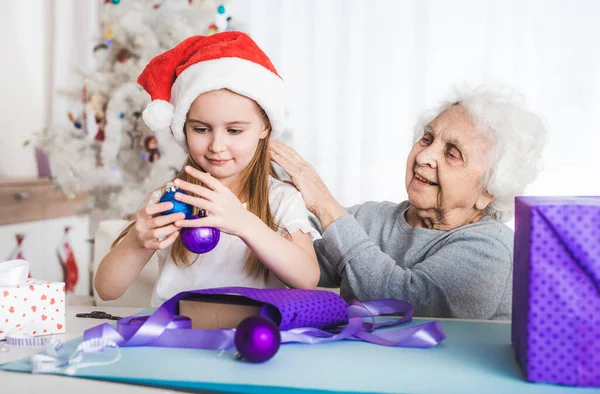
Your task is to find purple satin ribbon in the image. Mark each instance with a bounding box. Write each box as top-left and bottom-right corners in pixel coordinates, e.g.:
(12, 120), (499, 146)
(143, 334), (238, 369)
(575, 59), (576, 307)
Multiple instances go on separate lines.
(84, 287), (445, 350)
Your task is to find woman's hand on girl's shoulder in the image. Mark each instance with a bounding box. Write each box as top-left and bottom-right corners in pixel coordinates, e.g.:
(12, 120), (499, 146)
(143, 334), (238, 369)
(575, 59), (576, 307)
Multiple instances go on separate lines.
(172, 166), (256, 237)
(270, 141), (333, 215)
(133, 201), (185, 250)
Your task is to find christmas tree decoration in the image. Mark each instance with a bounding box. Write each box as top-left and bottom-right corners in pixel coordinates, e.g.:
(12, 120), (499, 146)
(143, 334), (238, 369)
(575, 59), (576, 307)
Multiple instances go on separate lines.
(158, 184), (194, 218)
(67, 112), (82, 129)
(93, 43), (109, 52)
(180, 215), (220, 254)
(87, 93), (108, 142)
(103, 24), (115, 41)
(234, 316), (281, 363)
(142, 135), (161, 162)
(34, 0), (235, 231)
(116, 48), (132, 63)
(214, 4), (230, 31)
(225, 16), (236, 31)
(57, 227), (79, 293)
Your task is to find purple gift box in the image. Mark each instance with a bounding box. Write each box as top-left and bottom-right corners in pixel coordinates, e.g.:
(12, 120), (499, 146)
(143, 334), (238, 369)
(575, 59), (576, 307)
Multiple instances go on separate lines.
(512, 196), (600, 387)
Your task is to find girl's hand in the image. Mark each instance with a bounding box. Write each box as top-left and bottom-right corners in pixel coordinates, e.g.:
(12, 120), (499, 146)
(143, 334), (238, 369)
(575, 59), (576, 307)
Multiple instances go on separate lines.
(172, 166), (255, 237)
(133, 202), (185, 250)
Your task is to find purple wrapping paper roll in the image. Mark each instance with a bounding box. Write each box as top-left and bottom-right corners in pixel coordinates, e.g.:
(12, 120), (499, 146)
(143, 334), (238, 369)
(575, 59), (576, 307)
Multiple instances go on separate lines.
(512, 197), (600, 387)
(183, 287), (349, 330)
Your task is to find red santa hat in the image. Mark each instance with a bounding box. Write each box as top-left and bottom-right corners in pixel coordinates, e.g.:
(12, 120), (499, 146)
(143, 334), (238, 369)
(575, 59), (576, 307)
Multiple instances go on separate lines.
(137, 32), (285, 149)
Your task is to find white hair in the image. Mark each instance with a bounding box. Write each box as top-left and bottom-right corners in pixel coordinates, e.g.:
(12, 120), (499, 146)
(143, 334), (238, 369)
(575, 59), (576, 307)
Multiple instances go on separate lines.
(412, 86), (548, 222)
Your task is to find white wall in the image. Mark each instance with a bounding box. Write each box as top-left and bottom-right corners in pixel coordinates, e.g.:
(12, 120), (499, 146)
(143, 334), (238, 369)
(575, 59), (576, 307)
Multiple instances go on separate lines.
(231, 0), (600, 210)
(0, 215), (91, 296)
(2, 1), (599, 205)
(0, 1), (100, 180)
(0, 2), (51, 178)
(0, 2), (100, 295)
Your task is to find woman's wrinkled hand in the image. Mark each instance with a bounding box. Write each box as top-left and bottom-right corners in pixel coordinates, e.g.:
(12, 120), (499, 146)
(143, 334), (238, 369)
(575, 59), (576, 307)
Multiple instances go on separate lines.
(270, 141), (347, 228)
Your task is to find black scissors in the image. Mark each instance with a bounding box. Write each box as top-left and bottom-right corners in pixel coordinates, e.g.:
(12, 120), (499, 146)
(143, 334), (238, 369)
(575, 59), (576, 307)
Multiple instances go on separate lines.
(76, 310), (122, 320)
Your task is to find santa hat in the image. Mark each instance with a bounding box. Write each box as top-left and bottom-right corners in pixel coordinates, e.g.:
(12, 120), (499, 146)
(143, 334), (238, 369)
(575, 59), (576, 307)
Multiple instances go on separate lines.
(137, 32), (285, 149)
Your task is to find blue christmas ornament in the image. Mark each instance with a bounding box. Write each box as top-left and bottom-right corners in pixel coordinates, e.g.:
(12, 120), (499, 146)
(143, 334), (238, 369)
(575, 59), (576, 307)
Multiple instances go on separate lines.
(159, 184), (194, 218)
(112, 0), (121, 4)
(217, 5), (226, 14)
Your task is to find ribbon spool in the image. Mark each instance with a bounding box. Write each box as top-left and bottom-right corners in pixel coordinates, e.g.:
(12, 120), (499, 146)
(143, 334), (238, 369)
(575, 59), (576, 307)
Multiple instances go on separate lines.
(6, 331), (48, 347)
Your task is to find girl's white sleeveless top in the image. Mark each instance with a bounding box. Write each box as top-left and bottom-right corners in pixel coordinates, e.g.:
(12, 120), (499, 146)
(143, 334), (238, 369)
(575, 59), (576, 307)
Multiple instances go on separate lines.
(147, 177), (321, 307)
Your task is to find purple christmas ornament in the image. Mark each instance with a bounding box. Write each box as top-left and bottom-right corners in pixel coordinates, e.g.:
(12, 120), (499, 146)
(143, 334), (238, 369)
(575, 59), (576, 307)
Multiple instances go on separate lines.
(234, 316), (281, 363)
(179, 215), (220, 254)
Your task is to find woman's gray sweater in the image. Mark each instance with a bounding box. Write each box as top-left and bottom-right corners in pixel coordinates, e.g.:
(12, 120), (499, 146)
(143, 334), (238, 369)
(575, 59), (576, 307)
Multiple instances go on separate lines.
(314, 200), (514, 320)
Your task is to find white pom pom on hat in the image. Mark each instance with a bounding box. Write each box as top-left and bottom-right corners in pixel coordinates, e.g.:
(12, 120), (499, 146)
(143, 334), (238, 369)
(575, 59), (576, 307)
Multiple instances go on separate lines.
(141, 100), (174, 131)
(137, 32), (286, 151)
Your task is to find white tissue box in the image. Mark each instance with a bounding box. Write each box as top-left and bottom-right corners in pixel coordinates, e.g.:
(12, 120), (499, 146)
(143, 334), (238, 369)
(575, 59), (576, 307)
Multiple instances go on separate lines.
(0, 279), (66, 340)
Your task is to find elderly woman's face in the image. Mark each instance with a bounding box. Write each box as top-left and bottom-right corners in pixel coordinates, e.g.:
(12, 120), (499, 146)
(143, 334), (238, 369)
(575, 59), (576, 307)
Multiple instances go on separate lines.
(405, 105), (493, 225)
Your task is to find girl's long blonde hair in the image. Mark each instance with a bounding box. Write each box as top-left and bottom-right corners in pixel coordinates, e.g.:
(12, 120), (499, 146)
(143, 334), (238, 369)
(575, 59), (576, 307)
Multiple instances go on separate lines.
(113, 105), (280, 282)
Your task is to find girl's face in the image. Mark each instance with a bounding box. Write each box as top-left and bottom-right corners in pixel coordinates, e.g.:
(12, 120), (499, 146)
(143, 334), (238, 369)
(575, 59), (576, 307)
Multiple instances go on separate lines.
(185, 89), (269, 191)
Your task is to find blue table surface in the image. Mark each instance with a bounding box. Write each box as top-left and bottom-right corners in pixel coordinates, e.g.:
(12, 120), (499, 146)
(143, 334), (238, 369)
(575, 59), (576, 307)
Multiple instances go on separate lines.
(2, 315), (599, 394)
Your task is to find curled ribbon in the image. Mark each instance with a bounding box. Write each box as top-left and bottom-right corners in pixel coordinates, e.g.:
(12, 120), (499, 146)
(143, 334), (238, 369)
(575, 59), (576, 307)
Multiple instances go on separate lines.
(30, 338), (121, 375)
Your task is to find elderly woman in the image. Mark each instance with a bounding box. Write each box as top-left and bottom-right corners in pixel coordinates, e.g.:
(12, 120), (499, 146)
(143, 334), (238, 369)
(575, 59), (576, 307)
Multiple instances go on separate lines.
(271, 87), (547, 320)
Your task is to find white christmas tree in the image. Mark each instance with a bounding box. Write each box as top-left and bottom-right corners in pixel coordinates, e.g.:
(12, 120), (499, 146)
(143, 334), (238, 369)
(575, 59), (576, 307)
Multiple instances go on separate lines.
(37, 0), (238, 227)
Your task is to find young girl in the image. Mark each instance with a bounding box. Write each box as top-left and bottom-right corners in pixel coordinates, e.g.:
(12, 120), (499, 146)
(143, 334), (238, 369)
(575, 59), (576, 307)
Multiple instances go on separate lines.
(95, 32), (320, 306)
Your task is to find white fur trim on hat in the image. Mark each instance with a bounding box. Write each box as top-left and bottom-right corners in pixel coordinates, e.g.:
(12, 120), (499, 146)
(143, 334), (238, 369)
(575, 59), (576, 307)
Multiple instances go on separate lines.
(169, 57), (286, 150)
(142, 100), (175, 132)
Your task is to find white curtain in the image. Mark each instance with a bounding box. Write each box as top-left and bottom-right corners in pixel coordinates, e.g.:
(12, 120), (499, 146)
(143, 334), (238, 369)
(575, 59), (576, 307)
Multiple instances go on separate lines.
(231, 0), (600, 209)
(48, 0), (102, 126)
(0, 1), (100, 178)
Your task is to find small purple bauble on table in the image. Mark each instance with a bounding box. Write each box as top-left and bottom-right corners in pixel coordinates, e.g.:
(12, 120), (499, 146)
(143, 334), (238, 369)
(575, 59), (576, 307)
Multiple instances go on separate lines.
(234, 316), (281, 363)
(180, 215), (220, 254)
